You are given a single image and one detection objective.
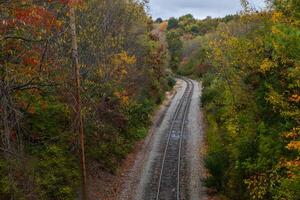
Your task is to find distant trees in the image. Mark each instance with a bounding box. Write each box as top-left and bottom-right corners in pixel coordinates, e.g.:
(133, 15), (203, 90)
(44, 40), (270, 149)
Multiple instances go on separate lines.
(165, 14), (229, 74)
(166, 14), (228, 36)
(178, 14), (196, 29)
(187, 24), (200, 34)
(179, 37), (210, 76)
(155, 17), (163, 23)
(166, 31), (183, 70)
(167, 17), (179, 30)
(197, 16), (220, 35)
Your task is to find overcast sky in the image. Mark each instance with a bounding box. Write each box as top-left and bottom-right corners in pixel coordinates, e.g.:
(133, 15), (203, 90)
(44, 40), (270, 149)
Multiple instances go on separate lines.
(149, 0), (266, 20)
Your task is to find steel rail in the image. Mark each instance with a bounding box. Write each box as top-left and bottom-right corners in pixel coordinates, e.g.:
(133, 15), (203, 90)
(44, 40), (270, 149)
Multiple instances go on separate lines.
(155, 78), (194, 200)
(177, 79), (194, 200)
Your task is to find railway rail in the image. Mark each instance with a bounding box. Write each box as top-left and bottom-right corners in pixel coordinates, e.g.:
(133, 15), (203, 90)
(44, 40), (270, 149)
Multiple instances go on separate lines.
(155, 78), (194, 200)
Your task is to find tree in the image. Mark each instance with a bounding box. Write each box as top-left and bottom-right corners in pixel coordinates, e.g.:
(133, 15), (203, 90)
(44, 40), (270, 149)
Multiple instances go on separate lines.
(69, 3), (87, 200)
(155, 17), (163, 23)
(166, 30), (183, 70)
(188, 24), (200, 34)
(167, 17), (179, 30)
(179, 14), (195, 21)
(0, 0), (172, 199)
(200, 2), (300, 199)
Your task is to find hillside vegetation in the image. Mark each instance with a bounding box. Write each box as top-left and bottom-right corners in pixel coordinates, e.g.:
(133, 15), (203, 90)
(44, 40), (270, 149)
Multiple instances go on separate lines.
(0, 1), (173, 199)
(163, 0), (300, 199)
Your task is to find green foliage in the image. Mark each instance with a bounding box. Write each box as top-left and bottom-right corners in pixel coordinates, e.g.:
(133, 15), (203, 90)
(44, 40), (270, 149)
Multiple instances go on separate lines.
(0, 0), (174, 198)
(34, 145), (79, 200)
(204, 115), (229, 190)
(272, 177), (300, 200)
(155, 18), (163, 23)
(165, 14), (235, 76)
(24, 96), (79, 200)
(75, 0), (173, 174)
(0, 159), (25, 200)
(179, 46), (210, 77)
(167, 17), (179, 30)
(166, 30), (183, 70)
(166, 74), (176, 89)
(200, 3), (300, 199)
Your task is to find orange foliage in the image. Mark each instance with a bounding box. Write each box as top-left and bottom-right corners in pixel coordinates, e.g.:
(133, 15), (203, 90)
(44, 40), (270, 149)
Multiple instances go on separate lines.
(22, 57), (39, 66)
(159, 21), (168, 31)
(289, 94), (300, 103)
(287, 141), (300, 151)
(283, 128), (300, 140)
(27, 106), (36, 114)
(114, 91), (130, 106)
(14, 6), (59, 30)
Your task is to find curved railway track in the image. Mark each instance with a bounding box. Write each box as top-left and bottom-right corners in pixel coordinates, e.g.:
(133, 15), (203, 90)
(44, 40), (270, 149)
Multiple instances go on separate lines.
(154, 78), (194, 200)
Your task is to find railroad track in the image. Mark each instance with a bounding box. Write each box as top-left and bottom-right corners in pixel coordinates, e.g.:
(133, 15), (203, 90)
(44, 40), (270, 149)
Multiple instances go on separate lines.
(155, 78), (194, 200)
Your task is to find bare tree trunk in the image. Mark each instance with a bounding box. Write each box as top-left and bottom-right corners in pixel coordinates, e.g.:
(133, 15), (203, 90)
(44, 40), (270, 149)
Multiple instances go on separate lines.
(69, 6), (88, 200)
(3, 99), (12, 154)
(0, 85), (20, 200)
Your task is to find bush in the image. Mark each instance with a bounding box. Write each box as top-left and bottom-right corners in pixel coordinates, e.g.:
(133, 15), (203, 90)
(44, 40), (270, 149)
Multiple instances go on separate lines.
(167, 75), (176, 89)
(204, 150), (229, 190)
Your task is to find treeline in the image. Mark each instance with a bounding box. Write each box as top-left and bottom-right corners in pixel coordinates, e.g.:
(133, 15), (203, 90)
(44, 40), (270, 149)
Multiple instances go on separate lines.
(0, 0), (173, 199)
(165, 0), (300, 199)
(160, 13), (238, 75)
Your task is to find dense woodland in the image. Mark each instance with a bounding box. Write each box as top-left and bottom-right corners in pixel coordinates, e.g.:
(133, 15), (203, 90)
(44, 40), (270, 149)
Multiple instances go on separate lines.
(0, 0), (174, 199)
(164, 0), (300, 199)
(1, 0), (300, 200)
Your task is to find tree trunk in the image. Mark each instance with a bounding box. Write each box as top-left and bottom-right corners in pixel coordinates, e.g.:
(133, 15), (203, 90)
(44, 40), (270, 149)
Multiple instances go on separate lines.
(69, 6), (88, 200)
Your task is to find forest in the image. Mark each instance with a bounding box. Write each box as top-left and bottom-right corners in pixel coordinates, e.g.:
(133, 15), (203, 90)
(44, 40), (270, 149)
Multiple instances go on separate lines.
(1, 0), (299, 200)
(0, 0), (174, 199)
(163, 0), (300, 199)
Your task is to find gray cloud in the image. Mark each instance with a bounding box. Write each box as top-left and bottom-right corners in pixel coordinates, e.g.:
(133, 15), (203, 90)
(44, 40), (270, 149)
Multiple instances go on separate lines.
(149, 0), (266, 20)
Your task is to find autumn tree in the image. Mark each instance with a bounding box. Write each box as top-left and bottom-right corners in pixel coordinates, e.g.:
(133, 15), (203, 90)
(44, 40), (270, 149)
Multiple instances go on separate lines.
(0, 0), (173, 199)
(200, 1), (300, 199)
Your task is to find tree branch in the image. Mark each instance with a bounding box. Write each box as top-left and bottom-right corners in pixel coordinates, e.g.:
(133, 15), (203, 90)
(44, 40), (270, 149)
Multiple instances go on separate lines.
(3, 36), (45, 43)
(0, 146), (21, 158)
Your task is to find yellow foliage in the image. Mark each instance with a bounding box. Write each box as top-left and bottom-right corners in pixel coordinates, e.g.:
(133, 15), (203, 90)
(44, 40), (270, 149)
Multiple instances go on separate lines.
(97, 65), (104, 77)
(111, 51), (136, 79)
(282, 157), (300, 180)
(283, 128), (300, 139)
(266, 89), (288, 112)
(114, 91), (129, 106)
(287, 141), (300, 152)
(272, 11), (283, 23)
(282, 127), (300, 179)
(244, 174), (269, 200)
(271, 26), (281, 35)
(112, 51), (136, 66)
(225, 120), (239, 137)
(260, 59), (275, 73)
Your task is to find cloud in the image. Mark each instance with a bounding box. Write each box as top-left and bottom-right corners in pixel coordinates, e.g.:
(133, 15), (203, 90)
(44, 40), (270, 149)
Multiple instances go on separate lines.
(149, 0), (266, 20)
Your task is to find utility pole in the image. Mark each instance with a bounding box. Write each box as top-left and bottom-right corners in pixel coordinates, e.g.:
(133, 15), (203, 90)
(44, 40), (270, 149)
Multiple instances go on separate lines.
(69, 5), (88, 200)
